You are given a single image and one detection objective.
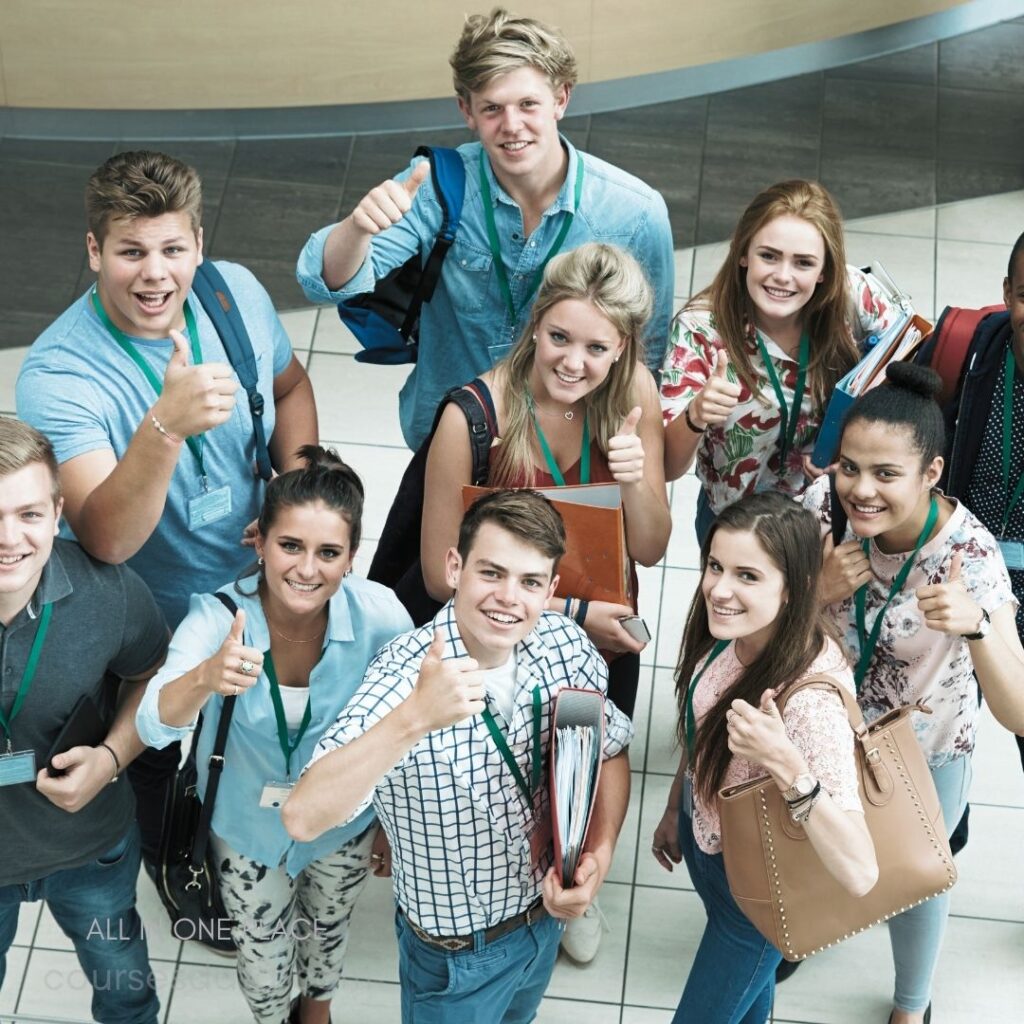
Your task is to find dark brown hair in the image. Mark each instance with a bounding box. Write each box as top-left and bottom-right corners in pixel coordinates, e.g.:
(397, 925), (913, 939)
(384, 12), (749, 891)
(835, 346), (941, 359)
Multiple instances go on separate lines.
(457, 488), (566, 567)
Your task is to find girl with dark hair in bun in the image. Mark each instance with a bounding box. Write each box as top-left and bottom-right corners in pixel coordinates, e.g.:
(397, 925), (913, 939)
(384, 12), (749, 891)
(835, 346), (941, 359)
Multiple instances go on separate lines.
(801, 363), (1024, 1024)
(137, 446), (412, 1024)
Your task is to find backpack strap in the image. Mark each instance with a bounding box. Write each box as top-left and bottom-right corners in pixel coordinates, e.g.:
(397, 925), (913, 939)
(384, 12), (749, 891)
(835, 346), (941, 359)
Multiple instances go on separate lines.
(192, 262), (273, 481)
(446, 378), (498, 486)
(398, 146), (467, 340)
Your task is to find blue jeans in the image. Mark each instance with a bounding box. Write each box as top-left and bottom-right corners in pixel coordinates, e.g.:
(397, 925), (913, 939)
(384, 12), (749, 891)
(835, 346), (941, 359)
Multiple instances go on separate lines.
(0, 824), (158, 1024)
(395, 907), (561, 1024)
(889, 755), (972, 1013)
(672, 811), (779, 1024)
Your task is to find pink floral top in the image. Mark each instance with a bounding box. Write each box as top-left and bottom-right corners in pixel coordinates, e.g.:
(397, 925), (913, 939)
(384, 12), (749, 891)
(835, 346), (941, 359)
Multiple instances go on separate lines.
(660, 265), (895, 513)
(690, 637), (862, 855)
(801, 477), (1018, 766)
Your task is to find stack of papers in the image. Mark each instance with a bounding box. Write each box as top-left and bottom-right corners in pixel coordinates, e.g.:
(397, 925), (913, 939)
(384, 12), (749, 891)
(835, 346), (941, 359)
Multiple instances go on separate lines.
(553, 724), (601, 883)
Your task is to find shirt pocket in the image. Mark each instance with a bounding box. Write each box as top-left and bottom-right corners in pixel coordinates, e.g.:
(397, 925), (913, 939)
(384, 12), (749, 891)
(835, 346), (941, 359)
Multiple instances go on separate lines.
(444, 240), (493, 314)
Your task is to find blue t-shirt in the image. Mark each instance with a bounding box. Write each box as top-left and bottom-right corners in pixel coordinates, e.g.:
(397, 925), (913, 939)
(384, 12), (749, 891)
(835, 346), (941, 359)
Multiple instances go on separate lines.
(16, 261), (292, 627)
(297, 138), (674, 449)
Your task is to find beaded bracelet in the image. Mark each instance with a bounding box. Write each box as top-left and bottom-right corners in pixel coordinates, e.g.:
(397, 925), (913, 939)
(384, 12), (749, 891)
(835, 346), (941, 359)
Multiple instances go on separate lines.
(151, 414), (182, 445)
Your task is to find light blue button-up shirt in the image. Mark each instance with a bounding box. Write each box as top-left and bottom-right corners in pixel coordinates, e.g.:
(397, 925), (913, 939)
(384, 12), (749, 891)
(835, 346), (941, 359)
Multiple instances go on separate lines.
(297, 138), (674, 449)
(137, 576), (412, 876)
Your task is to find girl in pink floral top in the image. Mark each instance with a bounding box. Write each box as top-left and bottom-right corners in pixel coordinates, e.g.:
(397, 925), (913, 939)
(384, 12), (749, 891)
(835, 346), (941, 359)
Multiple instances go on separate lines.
(805, 362), (1024, 1024)
(660, 180), (896, 542)
(652, 492), (876, 1024)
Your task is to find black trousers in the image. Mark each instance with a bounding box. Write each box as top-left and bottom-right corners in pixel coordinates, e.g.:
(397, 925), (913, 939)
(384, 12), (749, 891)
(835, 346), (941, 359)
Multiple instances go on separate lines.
(607, 651), (640, 721)
(127, 741), (181, 869)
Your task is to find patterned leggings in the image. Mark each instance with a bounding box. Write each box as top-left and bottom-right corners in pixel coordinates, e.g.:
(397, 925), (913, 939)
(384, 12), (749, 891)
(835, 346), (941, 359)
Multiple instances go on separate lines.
(210, 825), (375, 1024)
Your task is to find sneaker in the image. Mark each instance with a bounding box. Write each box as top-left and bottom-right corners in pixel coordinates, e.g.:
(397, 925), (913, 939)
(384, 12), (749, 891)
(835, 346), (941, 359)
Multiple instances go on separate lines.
(559, 901), (607, 964)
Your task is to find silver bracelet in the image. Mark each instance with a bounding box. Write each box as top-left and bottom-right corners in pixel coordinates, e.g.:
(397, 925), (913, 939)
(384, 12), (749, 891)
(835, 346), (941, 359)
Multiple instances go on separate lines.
(150, 414), (182, 445)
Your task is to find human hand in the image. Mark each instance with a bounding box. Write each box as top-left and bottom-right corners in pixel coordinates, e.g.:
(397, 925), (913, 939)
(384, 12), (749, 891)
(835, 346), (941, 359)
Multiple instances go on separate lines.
(240, 518), (259, 548)
(916, 553), (983, 636)
(607, 406), (645, 485)
(200, 609), (263, 697)
(802, 453), (830, 481)
(153, 330), (237, 440)
(542, 851), (606, 919)
(350, 161), (430, 237)
(651, 806), (683, 872)
(36, 746), (115, 813)
(819, 534), (873, 605)
(725, 690), (797, 776)
(582, 601), (647, 655)
(369, 825), (393, 878)
(406, 631), (485, 732)
(688, 350), (741, 429)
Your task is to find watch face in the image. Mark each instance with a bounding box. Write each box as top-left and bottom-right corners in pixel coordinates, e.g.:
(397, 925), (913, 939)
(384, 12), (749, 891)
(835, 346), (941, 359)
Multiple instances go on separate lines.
(790, 774), (815, 798)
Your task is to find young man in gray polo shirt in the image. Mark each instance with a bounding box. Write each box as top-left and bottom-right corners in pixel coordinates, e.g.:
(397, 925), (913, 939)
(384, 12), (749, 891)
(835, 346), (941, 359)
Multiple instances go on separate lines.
(0, 417), (168, 1024)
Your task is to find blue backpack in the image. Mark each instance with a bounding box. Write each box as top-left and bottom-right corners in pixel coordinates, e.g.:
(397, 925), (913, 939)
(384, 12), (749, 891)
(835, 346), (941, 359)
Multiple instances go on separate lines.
(337, 146), (467, 366)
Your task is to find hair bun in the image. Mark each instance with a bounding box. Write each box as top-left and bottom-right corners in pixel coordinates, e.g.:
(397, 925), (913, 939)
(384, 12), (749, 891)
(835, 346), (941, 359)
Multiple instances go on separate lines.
(884, 361), (942, 401)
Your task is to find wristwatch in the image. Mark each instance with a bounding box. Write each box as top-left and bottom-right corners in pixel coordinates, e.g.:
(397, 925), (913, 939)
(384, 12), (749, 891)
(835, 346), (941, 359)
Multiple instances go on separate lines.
(790, 787), (822, 824)
(962, 608), (991, 641)
(782, 773), (818, 805)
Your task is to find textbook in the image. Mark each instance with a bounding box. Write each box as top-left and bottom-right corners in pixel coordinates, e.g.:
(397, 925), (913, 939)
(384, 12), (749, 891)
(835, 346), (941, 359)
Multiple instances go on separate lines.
(462, 482), (631, 605)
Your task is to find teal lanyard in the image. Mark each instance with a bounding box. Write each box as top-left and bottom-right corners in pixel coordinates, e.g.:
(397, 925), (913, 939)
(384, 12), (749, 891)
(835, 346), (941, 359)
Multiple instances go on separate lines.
(90, 289), (207, 479)
(1001, 348), (1024, 536)
(481, 684), (542, 805)
(854, 497), (939, 690)
(0, 603), (52, 753)
(684, 639), (730, 759)
(756, 332), (809, 469)
(264, 652), (313, 780)
(478, 152), (585, 322)
(528, 398), (590, 486)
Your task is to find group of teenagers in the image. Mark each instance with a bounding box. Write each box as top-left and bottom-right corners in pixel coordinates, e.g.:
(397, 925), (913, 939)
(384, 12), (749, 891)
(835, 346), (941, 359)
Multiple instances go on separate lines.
(1, 8), (1023, 1024)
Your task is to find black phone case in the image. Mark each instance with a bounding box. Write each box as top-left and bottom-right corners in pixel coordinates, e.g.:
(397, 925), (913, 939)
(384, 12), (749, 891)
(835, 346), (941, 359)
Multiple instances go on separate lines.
(46, 695), (107, 775)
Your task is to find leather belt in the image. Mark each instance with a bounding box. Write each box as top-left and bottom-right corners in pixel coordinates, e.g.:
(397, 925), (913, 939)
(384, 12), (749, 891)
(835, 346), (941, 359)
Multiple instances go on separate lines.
(405, 898), (548, 952)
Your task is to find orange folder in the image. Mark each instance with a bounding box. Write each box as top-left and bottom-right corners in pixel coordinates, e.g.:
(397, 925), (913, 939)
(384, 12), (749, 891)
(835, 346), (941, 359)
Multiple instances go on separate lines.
(462, 483), (631, 605)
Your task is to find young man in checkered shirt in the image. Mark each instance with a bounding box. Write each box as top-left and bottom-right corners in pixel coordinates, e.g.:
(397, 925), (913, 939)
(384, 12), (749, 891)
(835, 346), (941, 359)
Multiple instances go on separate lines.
(284, 489), (632, 1022)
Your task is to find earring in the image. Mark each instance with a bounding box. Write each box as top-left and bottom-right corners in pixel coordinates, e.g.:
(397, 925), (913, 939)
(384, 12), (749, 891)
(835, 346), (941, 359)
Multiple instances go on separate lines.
(613, 356), (620, 363)
(258, 556), (264, 567)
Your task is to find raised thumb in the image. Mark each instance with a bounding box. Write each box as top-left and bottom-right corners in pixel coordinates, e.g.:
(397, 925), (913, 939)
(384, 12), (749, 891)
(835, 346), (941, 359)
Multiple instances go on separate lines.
(822, 532), (835, 558)
(759, 688), (780, 716)
(404, 160), (430, 197)
(228, 608), (246, 644)
(167, 329), (190, 370)
(714, 350), (730, 378)
(618, 406), (642, 437)
(948, 551), (963, 584)
(424, 629), (445, 664)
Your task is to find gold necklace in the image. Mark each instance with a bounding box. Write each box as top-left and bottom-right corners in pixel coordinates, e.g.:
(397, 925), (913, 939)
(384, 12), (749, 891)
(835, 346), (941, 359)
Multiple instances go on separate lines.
(266, 617), (327, 644)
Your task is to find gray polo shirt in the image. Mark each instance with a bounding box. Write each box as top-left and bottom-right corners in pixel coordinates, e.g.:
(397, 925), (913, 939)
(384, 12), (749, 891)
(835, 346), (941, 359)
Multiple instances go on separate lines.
(0, 539), (167, 886)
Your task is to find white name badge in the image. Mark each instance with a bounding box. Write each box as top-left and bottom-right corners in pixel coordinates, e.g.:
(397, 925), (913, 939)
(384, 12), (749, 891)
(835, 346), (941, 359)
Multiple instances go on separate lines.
(259, 780), (294, 809)
(188, 485), (232, 531)
(998, 539), (1024, 571)
(0, 749), (37, 787)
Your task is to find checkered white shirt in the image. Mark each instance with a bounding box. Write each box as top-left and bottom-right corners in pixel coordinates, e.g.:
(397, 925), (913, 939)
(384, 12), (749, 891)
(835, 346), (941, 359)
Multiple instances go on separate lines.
(309, 601), (634, 935)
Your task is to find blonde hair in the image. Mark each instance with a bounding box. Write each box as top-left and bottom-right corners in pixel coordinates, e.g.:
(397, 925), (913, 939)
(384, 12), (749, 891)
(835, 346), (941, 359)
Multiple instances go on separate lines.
(492, 243), (653, 487)
(86, 150), (202, 244)
(449, 8), (578, 101)
(686, 179), (858, 411)
(0, 418), (61, 503)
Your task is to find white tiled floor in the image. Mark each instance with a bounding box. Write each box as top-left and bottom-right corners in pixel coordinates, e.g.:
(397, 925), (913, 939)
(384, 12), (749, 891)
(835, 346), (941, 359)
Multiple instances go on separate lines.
(3, 190), (1024, 1022)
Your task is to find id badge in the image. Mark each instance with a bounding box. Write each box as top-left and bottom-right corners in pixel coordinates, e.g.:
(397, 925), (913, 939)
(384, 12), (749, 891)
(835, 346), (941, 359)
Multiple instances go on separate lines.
(0, 749), (37, 787)
(526, 812), (553, 870)
(681, 773), (694, 818)
(998, 539), (1024, 571)
(259, 780), (294, 809)
(188, 485), (232, 531)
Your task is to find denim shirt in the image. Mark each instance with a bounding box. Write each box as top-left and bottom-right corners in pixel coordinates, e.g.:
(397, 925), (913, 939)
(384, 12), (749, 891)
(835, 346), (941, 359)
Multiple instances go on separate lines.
(296, 138), (674, 449)
(136, 577), (412, 876)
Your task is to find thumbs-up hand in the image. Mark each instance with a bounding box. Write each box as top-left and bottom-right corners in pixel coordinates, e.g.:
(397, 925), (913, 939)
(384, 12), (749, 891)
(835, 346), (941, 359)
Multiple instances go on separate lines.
(607, 405), (645, 485)
(725, 691), (797, 773)
(200, 607), (264, 697)
(405, 631), (485, 733)
(351, 159), (431, 237)
(916, 550), (982, 636)
(153, 329), (237, 442)
(819, 532), (874, 606)
(687, 349), (741, 431)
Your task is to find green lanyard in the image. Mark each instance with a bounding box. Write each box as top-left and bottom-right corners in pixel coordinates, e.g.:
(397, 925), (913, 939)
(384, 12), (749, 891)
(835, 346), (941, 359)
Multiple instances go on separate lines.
(854, 497), (939, 690)
(478, 152), (585, 322)
(756, 332), (809, 469)
(528, 398), (591, 486)
(263, 652), (313, 779)
(0, 603), (52, 753)
(481, 684), (542, 805)
(684, 639), (730, 759)
(90, 289), (207, 480)
(1000, 348), (1024, 536)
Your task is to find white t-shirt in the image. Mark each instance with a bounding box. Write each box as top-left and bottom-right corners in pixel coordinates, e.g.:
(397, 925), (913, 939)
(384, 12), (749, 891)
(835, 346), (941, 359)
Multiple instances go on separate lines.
(484, 650), (518, 723)
(278, 684), (311, 732)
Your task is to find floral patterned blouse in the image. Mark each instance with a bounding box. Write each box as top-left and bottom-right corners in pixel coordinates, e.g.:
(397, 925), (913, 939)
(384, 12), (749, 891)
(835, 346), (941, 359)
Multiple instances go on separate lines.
(660, 265), (896, 513)
(801, 477), (1018, 767)
(690, 637), (862, 855)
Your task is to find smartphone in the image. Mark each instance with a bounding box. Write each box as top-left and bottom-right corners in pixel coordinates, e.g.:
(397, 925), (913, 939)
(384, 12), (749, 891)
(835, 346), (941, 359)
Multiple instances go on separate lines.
(46, 695), (107, 776)
(618, 615), (652, 644)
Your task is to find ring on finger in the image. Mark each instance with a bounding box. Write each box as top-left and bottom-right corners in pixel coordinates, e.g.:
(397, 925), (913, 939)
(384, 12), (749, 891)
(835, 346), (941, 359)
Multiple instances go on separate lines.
(239, 658), (255, 676)
(232, 684), (240, 696)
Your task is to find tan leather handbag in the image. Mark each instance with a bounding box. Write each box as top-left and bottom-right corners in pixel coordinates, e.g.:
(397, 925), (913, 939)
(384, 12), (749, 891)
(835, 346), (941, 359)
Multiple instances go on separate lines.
(717, 676), (957, 961)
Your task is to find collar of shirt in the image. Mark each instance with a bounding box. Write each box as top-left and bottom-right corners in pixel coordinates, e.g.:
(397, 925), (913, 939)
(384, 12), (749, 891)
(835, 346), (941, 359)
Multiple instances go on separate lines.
(481, 134), (580, 219)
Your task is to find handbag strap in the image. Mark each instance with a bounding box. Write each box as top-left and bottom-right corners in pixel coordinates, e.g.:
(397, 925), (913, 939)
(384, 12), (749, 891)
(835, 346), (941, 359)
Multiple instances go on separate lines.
(188, 592), (241, 870)
(773, 674), (869, 736)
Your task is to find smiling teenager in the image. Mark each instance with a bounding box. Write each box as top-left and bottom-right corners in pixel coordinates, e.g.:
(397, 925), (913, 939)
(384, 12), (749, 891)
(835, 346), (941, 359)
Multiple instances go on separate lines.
(136, 447), (411, 1024)
(801, 363), (1024, 1024)
(652, 492), (876, 1024)
(296, 8), (673, 450)
(660, 180), (900, 544)
(282, 490), (633, 1024)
